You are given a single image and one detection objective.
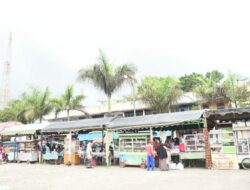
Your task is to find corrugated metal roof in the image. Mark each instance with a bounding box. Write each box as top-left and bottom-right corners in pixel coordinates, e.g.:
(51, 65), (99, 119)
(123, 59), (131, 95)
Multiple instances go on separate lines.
(204, 107), (250, 121)
(42, 117), (114, 133)
(108, 110), (205, 131)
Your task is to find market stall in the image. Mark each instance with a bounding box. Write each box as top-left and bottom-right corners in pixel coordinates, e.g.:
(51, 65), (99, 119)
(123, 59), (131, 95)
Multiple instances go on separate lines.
(108, 110), (206, 168)
(204, 107), (250, 169)
(119, 133), (149, 167)
(209, 128), (238, 169)
(0, 123), (49, 163)
(78, 131), (120, 165)
(233, 121), (250, 169)
(41, 117), (114, 165)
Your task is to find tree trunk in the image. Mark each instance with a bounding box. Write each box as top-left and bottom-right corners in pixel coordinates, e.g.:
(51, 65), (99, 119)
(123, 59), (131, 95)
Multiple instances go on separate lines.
(55, 112), (58, 120)
(108, 96), (111, 112)
(67, 109), (70, 121)
(39, 116), (42, 123)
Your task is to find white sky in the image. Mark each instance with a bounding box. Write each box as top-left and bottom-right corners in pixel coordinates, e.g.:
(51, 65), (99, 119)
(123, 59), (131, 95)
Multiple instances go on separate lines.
(0, 0), (250, 107)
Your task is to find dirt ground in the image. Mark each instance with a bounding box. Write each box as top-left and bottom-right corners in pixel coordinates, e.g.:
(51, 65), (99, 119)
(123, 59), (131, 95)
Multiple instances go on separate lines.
(0, 164), (250, 190)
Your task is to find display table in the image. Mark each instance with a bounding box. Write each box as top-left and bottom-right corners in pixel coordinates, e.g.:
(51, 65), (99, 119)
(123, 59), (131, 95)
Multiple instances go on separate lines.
(43, 152), (59, 160)
(179, 152), (205, 159)
(18, 151), (38, 162)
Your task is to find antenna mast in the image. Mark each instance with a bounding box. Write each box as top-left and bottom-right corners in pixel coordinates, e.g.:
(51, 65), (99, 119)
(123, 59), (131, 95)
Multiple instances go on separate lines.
(0, 32), (12, 109)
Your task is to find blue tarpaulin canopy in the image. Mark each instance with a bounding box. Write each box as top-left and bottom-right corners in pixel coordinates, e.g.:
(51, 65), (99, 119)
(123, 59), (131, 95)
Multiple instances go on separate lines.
(78, 132), (119, 141)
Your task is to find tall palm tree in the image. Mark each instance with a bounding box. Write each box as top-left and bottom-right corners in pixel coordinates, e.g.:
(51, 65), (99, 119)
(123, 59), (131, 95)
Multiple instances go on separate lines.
(50, 98), (64, 120)
(24, 87), (52, 123)
(224, 72), (250, 108)
(62, 85), (85, 121)
(194, 76), (225, 108)
(77, 49), (137, 112)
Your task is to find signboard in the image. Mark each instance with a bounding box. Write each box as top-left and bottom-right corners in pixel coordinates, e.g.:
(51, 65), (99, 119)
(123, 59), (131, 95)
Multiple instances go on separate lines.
(211, 154), (238, 170)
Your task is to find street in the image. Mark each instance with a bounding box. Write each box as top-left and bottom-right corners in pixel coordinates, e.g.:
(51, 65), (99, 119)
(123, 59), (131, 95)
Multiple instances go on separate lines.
(0, 164), (249, 190)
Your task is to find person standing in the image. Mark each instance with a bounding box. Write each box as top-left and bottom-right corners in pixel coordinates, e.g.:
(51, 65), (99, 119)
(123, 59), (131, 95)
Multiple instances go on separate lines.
(146, 140), (155, 171)
(86, 142), (93, 168)
(158, 143), (168, 171)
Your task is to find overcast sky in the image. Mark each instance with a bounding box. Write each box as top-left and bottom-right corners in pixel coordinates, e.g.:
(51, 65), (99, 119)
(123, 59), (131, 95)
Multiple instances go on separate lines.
(0, 0), (250, 107)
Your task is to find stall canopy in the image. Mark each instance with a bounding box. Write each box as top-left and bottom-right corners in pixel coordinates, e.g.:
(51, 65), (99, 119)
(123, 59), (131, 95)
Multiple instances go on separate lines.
(204, 107), (250, 121)
(0, 121), (22, 133)
(108, 110), (205, 131)
(0, 123), (49, 136)
(78, 131), (119, 141)
(42, 117), (114, 133)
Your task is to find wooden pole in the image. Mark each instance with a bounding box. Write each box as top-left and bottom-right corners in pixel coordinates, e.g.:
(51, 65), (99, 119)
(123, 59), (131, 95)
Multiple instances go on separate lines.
(150, 127), (153, 141)
(40, 132), (43, 163)
(203, 118), (212, 169)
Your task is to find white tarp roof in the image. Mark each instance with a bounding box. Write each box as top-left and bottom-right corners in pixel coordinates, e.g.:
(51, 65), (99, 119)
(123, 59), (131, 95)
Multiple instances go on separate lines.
(0, 123), (49, 136)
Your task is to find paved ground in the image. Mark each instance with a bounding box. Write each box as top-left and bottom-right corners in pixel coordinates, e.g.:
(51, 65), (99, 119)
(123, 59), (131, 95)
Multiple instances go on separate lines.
(0, 164), (249, 190)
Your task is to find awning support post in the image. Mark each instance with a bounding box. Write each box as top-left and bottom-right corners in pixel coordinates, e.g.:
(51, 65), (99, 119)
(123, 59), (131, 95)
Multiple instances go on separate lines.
(105, 129), (111, 166)
(203, 118), (212, 169)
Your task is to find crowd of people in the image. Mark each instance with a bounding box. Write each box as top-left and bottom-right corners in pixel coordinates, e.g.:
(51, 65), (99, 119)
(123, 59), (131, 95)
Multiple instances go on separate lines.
(146, 137), (180, 171)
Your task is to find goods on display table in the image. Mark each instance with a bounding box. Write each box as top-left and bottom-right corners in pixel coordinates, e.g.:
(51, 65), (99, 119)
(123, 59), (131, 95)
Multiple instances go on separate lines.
(119, 133), (149, 167)
(17, 140), (39, 162)
(209, 128), (238, 170)
(179, 133), (205, 160)
(42, 142), (64, 164)
(64, 135), (80, 165)
(1, 140), (39, 162)
(233, 121), (250, 169)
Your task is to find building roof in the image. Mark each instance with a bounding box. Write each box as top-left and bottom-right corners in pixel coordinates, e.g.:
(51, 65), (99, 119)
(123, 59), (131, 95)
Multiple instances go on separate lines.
(108, 110), (204, 131)
(44, 93), (200, 121)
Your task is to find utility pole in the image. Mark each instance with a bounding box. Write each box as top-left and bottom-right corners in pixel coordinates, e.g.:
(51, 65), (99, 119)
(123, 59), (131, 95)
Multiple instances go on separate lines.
(0, 32), (12, 109)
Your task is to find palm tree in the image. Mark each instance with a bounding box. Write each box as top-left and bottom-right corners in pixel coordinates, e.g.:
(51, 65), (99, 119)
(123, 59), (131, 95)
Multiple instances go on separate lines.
(50, 98), (64, 120)
(24, 87), (52, 123)
(224, 72), (250, 108)
(62, 85), (85, 121)
(77, 49), (137, 112)
(194, 75), (225, 108)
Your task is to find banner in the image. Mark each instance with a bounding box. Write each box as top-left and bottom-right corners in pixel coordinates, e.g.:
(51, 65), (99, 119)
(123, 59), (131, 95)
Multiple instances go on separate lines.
(211, 153), (238, 170)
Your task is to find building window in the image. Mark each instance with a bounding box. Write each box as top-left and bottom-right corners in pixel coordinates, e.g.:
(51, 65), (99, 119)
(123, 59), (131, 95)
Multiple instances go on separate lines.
(217, 103), (225, 110)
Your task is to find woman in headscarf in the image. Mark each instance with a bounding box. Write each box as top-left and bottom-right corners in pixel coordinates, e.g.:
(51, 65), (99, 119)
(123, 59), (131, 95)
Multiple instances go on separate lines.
(157, 143), (168, 171)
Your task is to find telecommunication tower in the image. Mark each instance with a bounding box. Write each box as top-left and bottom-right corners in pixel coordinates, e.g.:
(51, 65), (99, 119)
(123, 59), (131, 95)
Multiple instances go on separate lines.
(0, 32), (12, 109)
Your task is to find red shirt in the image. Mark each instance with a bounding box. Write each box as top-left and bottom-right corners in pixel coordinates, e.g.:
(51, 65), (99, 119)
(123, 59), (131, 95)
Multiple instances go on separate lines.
(146, 144), (154, 156)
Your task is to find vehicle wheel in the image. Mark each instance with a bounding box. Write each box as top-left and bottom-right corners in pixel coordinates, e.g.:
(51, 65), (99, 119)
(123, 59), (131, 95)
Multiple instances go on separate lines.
(241, 158), (250, 170)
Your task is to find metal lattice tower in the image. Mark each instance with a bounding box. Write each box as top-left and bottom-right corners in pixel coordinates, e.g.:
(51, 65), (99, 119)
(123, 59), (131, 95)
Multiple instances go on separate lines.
(0, 32), (12, 109)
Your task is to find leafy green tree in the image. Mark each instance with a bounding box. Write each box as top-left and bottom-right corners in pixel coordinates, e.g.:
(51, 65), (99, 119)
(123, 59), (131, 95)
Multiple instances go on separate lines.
(62, 85), (85, 121)
(77, 49), (137, 112)
(7, 99), (27, 123)
(138, 76), (182, 113)
(224, 72), (250, 108)
(179, 73), (204, 92)
(205, 70), (224, 83)
(0, 109), (16, 122)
